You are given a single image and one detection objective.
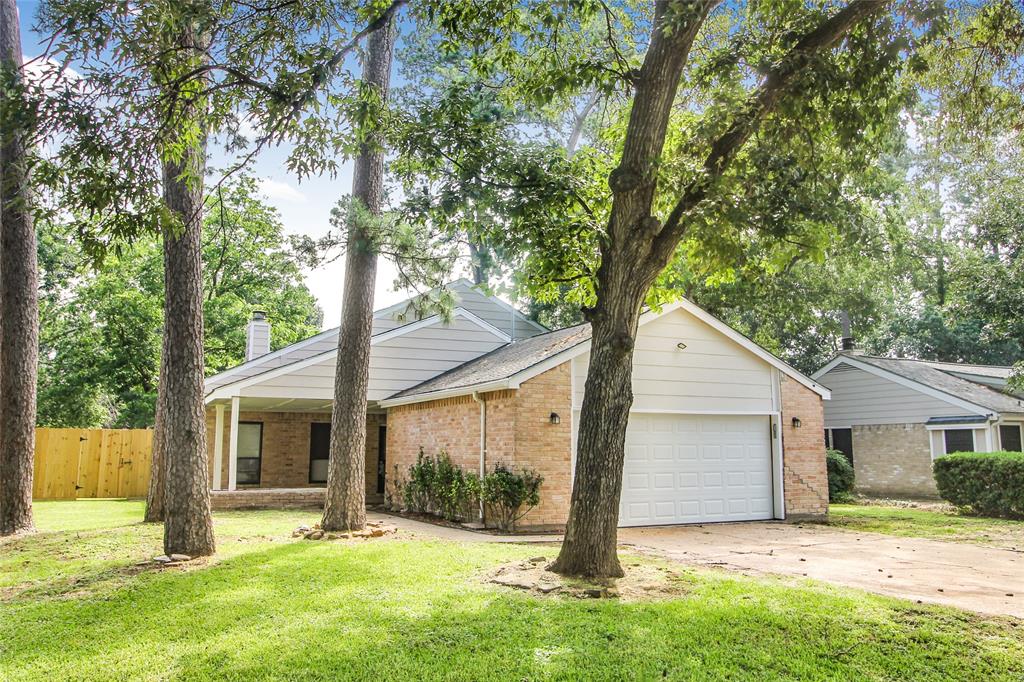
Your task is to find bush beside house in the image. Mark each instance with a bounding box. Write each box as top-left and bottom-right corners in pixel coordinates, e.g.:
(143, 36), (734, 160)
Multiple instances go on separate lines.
(388, 449), (543, 531)
(826, 449), (855, 502)
(933, 451), (1024, 518)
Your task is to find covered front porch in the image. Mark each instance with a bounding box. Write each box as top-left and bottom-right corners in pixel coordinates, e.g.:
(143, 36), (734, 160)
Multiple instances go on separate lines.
(204, 396), (387, 509)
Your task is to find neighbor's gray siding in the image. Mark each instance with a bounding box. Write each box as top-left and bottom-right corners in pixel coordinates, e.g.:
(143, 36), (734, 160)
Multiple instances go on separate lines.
(820, 364), (980, 427)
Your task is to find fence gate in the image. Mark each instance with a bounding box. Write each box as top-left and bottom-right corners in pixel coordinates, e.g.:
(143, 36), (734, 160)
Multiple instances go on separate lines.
(33, 428), (154, 500)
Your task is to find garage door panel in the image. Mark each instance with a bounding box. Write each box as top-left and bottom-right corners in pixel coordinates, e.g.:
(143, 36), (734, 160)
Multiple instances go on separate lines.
(619, 413), (773, 527)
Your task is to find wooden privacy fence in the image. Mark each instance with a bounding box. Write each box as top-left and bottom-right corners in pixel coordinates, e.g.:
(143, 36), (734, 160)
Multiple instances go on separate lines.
(33, 428), (154, 500)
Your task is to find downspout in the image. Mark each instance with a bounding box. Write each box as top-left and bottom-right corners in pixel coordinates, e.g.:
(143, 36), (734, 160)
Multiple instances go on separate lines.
(472, 391), (486, 523)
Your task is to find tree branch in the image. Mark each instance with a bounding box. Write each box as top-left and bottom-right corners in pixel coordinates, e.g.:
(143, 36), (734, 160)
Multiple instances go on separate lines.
(653, 0), (892, 261)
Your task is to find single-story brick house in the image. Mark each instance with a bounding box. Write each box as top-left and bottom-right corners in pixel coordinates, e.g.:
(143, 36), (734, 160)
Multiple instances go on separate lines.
(203, 280), (832, 529)
(813, 351), (1024, 498)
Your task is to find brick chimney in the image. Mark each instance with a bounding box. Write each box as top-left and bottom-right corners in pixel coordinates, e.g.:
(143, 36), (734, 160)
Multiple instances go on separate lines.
(246, 311), (271, 361)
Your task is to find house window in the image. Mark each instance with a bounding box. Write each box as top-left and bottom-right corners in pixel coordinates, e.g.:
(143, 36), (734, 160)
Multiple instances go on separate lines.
(309, 423), (331, 484)
(943, 429), (975, 455)
(1000, 424), (1022, 452)
(236, 422), (263, 485)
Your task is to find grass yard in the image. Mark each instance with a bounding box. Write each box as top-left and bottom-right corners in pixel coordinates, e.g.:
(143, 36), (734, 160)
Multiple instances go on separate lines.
(2, 501), (1023, 681)
(827, 503), (1024, 551)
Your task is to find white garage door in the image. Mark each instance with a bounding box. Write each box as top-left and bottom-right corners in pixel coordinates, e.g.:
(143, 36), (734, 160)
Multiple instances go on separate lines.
(619, 413), (774, 526)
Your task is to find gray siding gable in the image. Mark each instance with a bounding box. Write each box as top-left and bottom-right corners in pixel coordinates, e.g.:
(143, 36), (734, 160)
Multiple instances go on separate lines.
(819, 363), (983, 427)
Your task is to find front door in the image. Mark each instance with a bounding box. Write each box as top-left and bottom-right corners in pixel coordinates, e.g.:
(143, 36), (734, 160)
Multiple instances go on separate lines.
(377, 425), (387, 494)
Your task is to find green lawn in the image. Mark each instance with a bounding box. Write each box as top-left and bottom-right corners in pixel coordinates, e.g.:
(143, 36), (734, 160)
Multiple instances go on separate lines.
(2, 501), (1023, 681)
(827, 503), (1024, 550)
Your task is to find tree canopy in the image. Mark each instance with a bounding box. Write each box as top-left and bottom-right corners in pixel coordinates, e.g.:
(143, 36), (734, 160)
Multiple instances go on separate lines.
(37, 178), (322, 428)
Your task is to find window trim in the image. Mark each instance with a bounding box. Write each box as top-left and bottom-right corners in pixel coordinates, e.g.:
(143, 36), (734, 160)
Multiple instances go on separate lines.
(941, 427), (976, 456)
(999, 423), (1023, 452)
(236, 421), (263, 485)
(308, 422), (331, 485)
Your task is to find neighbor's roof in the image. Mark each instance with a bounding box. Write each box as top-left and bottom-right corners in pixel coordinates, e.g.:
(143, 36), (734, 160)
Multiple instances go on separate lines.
(385, 323), (591, 402)
(829, 354), (1024, 415)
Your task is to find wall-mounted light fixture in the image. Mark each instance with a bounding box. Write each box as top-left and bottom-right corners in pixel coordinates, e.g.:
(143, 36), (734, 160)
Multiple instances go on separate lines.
(676, 342), (688, 351)
(549, 412), (561, 425)
(791, 417), (802, 428)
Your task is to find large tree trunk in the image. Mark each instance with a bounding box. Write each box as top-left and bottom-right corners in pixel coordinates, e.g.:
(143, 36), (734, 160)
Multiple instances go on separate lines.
(0, 0), (39, 537)
(551, 0), (710, 578)
(552, 0), (884, 578)
(321, 15), (396, 532)
(144, 365), (166, 523)
(159, 22), (215, 557)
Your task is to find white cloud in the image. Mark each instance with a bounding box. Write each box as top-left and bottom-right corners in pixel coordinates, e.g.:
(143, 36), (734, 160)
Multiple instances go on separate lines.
(258, 177), (305, 203)
(22, 55), (82, 93)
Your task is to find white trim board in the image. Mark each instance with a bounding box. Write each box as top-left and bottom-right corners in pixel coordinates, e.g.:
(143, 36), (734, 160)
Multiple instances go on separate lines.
(206, 308), (510, 402)
(813, 355), (994, 418)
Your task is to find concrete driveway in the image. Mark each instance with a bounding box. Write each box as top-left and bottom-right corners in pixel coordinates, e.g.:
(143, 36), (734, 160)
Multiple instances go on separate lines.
(619, 522), (1024, 619)
(376, 512), (1023, 618)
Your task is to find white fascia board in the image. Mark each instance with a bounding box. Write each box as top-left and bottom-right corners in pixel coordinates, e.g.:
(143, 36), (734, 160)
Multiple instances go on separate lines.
(205, 308), (507, 401)
(378, 378), (512, 408)
(822, 355), (993, 417)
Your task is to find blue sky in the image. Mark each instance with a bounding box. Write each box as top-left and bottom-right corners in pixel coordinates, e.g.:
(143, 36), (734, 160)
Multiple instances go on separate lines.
(16, 1), (433, 329)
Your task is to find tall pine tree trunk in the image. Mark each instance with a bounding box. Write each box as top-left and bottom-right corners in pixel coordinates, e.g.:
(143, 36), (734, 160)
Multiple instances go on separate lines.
(0, 0), (39, 537)
(321, 15), (396, 532)
(159, 20), (215, 557)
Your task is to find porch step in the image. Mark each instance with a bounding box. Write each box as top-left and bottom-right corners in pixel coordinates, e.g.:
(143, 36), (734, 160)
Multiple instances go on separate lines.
(210, 488), (326, 510)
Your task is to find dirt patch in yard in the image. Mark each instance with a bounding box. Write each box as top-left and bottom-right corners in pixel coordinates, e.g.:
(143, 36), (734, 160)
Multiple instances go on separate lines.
(486, 555), (691, 602)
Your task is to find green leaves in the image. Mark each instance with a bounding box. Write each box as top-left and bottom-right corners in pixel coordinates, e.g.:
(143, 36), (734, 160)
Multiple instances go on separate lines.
(36, 178), (322, 427)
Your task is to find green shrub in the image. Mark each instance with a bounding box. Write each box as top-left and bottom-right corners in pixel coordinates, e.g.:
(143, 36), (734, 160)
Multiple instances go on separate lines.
(480, 463), (543, 532)
(400, 449), (480, 522)
(933, 451), (1024, 518)
(826, 449), (855, 502)
(403, 449), (435, 514)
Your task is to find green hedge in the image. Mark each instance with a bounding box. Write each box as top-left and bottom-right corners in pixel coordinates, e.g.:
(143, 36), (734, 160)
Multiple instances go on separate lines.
(933, 451), (1024, 518)
(826, 449), (855, 502)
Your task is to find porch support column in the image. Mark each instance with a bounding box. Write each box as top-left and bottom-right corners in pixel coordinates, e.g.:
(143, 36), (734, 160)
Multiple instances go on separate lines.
(213, 404), (225, 490)
(228, 396), (240, 491)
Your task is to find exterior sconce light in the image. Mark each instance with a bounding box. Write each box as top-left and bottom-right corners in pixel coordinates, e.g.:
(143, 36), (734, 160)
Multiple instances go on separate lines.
(550, 412), (561, 425)
(791, 417), (802, 428)
(676, 342), (688, 350)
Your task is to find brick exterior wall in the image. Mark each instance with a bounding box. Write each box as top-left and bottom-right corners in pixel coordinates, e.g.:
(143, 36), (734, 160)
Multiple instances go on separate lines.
(205, 409), (385, 501)
(386, 364), (572, 530)
(780, 375), (829, 519)
(851, 423), (937, 498)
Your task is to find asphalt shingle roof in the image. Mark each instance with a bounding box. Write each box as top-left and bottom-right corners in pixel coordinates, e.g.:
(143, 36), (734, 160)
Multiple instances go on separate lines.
(852, 355), (1024, 415)
(387, 323), (592, 400)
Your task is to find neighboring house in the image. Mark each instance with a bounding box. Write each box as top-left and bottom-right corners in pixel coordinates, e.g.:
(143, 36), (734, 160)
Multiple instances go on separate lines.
(204, 279), (832, 529)
(813, 351), (1024, 498)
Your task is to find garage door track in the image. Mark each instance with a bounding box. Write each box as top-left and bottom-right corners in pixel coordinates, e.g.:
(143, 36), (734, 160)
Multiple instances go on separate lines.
(619, 522), (1024, 618)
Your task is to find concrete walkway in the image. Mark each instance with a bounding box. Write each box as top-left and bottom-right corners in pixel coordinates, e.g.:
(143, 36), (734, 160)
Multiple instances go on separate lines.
(373, 512), (1024, 618)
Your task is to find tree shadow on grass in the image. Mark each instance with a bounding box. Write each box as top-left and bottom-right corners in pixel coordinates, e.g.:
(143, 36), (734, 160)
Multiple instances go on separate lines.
(3, 539), (1023, 681)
